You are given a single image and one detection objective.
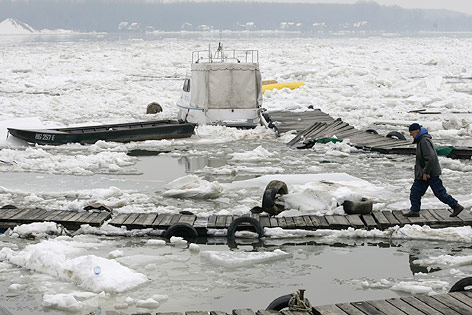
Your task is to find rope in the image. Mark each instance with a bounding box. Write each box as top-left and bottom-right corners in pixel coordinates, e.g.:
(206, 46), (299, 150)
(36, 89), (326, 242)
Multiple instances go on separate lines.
(288, 290), (313, 314)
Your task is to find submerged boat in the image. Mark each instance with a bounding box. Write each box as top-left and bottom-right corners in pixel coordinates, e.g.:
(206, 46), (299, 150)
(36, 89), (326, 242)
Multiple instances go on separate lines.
(177, 43), (263, 128)
(7, 120), (196, 145)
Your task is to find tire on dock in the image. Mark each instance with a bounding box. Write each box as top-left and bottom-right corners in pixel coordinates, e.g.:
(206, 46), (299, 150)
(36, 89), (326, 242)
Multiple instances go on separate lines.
(386, 131), (406, 141)
(343, 198), (373, 214)
(450, 277), (472, 292)
(266, 293), (319, 314)
(227, 217), (264, 239)
(164, 222), (198, 241)
(262, 180), (288, 215)
(366, 129), (378, 134)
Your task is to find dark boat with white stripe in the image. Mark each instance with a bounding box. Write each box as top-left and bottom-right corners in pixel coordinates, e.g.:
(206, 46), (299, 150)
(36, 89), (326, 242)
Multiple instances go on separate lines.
(7, 120), (196, 145)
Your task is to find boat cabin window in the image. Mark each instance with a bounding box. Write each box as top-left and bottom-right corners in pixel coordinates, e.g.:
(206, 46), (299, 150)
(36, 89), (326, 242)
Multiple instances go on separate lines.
(183, 79), (191, 92)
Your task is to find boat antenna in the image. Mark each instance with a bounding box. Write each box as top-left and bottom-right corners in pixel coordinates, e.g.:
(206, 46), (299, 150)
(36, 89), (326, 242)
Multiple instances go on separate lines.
(214, 41), (224, 61)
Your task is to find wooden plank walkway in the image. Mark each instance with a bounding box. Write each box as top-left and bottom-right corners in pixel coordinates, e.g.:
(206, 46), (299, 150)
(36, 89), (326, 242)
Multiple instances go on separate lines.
(149, 290), (472, 315)
(266, 110), (472, 159)
(313, 290), (472, 314)
(1, 208), (472, 235)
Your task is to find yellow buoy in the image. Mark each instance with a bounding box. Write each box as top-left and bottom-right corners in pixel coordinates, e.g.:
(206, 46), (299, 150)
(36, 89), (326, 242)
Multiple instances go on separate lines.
(262, 81), (305, 93)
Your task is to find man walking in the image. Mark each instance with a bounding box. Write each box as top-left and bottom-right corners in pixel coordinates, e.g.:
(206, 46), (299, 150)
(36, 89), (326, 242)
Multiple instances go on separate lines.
(404, 123), (464, 217)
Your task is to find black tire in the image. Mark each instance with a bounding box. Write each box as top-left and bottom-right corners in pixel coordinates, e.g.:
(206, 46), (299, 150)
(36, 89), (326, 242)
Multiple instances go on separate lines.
(450, 277), (472, 292)
(227, 217), (263, 239)
(266, 294), (321, 315)
(262, 180), (288, 215)
(366, 129), (378, 135)
(146, 102), (163, 114)
(266, 294), (292, 311)
(386, 131), (406, 141)
(250, 206), (263, 214)
(1, 205), (18, 210)
(343, 198), (373, 214)
(164, 222), (198, 240)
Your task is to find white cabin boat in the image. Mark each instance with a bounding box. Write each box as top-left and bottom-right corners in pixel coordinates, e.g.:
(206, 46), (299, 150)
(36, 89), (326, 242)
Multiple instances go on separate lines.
(177, 43), (263, 128)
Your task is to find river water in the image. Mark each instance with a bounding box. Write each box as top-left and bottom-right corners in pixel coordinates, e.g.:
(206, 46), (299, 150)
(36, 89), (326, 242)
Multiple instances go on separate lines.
(1, 33), (472, 314)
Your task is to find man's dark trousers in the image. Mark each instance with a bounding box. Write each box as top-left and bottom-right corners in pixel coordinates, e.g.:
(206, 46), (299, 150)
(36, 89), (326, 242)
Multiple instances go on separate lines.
(410, 177), (458, 211)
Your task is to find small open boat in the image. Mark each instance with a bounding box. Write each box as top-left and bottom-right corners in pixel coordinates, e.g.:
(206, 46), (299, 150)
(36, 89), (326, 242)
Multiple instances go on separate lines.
(7, 120), (196, 145)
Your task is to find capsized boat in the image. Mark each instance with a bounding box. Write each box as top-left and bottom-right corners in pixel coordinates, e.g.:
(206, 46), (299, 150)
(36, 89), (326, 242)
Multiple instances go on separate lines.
(7, 120), (196, 145)
(177, 43), (263, 128)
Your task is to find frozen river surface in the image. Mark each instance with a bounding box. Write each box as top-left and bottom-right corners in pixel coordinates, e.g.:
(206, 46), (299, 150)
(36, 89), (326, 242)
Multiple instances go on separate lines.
(0, 33), (472, 314)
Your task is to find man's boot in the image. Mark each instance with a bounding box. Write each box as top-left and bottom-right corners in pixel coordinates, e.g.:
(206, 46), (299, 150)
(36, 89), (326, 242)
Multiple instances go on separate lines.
(403, 210), (420, 217)
(450, 204), (464, 217)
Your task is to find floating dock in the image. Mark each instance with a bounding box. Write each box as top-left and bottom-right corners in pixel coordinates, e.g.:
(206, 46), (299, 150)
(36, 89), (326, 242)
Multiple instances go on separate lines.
(1, 207), (472, 235)
(154, 290), (472, 314)
(265, 109), (472, 159)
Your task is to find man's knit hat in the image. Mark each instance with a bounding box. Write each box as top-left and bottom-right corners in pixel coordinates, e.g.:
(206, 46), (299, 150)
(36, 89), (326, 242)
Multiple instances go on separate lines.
(409, 123), (421, 132)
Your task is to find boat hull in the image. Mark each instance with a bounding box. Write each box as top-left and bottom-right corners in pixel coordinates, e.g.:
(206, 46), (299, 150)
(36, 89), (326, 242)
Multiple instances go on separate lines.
(7, 120), (196, 145)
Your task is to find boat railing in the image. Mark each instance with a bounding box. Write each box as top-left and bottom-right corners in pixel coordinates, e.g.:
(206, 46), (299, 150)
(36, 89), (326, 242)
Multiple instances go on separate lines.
(192, 48), (258, 64)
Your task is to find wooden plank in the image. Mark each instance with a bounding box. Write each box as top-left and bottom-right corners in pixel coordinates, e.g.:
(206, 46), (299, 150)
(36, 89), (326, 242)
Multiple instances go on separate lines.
(89, 212), (112, 226)
(385, 297), (426, 315)
(232, 309), (256, 315)
(334, 303), (367, 314)
(415, 294), (462, 314)
(280, 311), (312, 315)
(391, 210), (411, 226)
(211, 312), (229, 315)
(400, 296), (445, 315)
(193, 215), (208, 228)
(152, 213), (166, 227)
(57, 211), (79, 222)
(157, 214), (173, 228)
(25, 209), (49, 221)
(226, 215), (234, 227)
(132, 213), (152, 227)
(429, 209), (463, 226)
(207, 215), (217, 229)
(0, 208), (23, 220)
(109, 213), (130, 225)
(450, 291), (472, 307)
(50, 211), (74, 222)
(170, 214), (181, 225)
(371, 212), (391, 229)
(382, 211), (401, 226)
(311, 304), (348, 315)
(8, 208), (40, 221)
(178, 214), (196, 226)
(278, 217), (288, 229)
(284, 217), (297, 228)
(325, 215), (350, 229)
(365, 300), (405, 314)
(142, 213), (159, 226)
(292, 216), (306, 228)
(122, 213), (140, 225)
(455, 208), (472, 225)
(43, 210), (63, 221)
(269, 217), (279, 228)
(158, 313), (183, 315)
(216, 215), (227, 228)
(63, 211), (87, 223)
(345, 214), (365, 229)
(309, 215), (329, 229)
(186, 312), (208, 315)
(302, 215), (314, 229)
(81, 212), (102, 224)
(429, 292), (472, 314)
(255, 311), (278, 315)
(259, 215), (271, 228)
(74, 211), (97, 223)
(350, 301), (385, 314)
(361, 214), (378, 229)
(419, 210), (440, 226)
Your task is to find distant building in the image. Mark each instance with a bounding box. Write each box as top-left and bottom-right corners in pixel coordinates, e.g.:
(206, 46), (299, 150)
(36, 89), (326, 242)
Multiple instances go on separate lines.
(118, 21), (142, 32)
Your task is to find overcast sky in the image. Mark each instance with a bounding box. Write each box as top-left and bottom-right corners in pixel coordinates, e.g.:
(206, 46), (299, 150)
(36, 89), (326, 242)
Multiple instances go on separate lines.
(180, 0), (472, 15)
